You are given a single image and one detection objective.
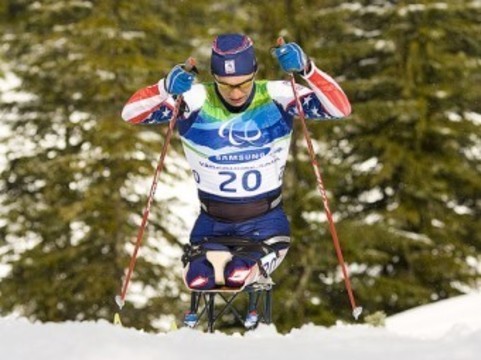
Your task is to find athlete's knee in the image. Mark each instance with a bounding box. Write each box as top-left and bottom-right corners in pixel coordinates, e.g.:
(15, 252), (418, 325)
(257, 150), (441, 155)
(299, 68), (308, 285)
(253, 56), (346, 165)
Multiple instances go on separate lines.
(224, 257), (256, 288)
(184, 257), (216, 290)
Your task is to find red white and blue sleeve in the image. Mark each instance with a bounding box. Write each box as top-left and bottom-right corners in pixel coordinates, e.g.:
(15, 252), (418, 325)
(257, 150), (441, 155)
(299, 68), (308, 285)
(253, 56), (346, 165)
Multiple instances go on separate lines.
(121, 79), (177, 124)
(267, 61), (351, 120)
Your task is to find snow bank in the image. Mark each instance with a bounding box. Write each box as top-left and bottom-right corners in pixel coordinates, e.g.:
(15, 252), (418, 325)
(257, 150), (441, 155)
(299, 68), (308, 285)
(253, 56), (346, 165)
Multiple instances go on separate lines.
(1, 310), (480, 360)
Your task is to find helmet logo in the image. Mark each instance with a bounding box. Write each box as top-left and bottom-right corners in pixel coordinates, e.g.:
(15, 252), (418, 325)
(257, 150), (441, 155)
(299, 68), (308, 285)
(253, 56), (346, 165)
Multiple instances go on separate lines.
(224, 60), (236, 74)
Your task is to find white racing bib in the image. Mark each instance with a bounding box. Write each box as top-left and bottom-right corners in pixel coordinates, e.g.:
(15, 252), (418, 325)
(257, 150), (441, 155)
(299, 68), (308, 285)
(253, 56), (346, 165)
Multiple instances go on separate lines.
(183, 136), (291, 198)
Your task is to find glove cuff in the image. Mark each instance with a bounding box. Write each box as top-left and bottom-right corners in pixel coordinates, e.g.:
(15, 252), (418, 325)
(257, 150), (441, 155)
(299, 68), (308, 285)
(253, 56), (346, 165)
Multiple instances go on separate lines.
(159, 78), (169, 96)
(298, 58), (312, 76)
(299, 59), (315, 78)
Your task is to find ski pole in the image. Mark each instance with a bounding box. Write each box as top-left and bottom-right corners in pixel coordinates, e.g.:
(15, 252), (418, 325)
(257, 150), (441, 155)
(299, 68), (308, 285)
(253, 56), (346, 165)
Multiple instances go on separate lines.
(276, 37), (362, 320)
(114, 57), (197, 326)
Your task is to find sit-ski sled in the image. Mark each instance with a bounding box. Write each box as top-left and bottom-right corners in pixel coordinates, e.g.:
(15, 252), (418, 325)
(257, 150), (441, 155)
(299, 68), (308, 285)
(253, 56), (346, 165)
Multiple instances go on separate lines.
(185, 276), (275, 333)
(181, 236), (289, 332)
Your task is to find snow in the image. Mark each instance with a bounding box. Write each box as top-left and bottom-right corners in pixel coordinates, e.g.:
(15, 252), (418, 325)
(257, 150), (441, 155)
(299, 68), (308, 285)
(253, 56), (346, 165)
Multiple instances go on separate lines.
(386, 292), (481, 340)
(1, 293), (480, 359)
(352, 156), (381, 173)
(465, 111), (481, 126)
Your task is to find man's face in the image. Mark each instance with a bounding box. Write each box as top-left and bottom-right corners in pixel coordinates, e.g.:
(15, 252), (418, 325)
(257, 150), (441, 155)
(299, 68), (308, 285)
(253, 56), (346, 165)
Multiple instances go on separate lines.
(214, 73), (256, 107)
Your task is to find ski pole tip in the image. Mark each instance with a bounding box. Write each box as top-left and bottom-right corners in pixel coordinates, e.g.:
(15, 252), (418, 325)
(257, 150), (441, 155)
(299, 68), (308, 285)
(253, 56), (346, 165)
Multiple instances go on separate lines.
(115, 295), (125, 310)
(353, 306), (363, 321)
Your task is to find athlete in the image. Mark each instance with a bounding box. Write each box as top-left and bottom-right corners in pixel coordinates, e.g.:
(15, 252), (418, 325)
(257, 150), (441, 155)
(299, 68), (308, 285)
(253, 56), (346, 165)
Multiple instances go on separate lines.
(121, 33), (351, 327)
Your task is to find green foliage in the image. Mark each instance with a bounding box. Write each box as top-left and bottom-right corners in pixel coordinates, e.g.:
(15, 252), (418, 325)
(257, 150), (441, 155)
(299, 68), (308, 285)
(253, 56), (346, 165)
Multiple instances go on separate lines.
(364, 310), (387, 327)
(290, 0), (481, 323)
(1, 0), (480, 333)
(0, 0), (197, 329)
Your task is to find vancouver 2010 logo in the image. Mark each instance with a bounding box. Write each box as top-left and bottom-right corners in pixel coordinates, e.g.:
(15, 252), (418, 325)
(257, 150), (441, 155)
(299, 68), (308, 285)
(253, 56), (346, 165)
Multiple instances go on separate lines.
(218, 117), (265, 146)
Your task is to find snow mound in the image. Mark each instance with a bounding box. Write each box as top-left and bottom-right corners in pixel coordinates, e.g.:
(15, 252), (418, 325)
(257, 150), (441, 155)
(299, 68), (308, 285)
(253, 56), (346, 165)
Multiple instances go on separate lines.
(1, 293), (481, 360)
(386, 292), (481, 339)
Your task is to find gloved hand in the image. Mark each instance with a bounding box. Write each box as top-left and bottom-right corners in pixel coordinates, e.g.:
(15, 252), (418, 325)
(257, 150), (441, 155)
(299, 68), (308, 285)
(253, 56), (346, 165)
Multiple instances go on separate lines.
(164, 64), (195, 95)
(273, 42), (309, 73)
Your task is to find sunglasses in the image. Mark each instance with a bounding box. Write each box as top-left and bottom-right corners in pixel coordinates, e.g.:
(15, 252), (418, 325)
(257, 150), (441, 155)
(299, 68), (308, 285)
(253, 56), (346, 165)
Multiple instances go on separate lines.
(214, 74), (256, 92)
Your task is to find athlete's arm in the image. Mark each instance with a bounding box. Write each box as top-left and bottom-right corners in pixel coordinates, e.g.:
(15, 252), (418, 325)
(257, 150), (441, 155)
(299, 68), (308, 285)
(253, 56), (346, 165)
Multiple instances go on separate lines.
(121, 80), (206, 125)
(267, 61), (351, 121)
(121, 79), (176, 124)
(301, 61), (351, 118)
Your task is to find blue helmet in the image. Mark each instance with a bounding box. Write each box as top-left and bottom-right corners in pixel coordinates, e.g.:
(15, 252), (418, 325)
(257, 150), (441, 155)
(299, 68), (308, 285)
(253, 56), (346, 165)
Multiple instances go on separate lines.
(211, 34), (257, 77)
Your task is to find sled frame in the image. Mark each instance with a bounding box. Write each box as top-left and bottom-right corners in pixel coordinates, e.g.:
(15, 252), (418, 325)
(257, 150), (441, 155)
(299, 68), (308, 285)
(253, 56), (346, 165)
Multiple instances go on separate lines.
(187, 282), (274, 333)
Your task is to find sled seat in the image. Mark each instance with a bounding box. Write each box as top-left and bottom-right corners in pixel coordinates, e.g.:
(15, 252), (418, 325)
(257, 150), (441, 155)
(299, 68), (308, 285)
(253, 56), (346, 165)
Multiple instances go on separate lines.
(182, 236), (290, 289)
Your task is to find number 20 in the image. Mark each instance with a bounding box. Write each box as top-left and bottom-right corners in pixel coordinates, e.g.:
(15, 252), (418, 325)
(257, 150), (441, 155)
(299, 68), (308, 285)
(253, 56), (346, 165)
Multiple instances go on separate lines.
(219, 170), (261, 193)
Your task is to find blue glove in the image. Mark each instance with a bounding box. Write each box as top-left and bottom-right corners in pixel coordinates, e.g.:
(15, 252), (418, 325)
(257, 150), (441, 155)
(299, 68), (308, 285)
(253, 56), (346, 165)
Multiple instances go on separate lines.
(273, 42), (309, 73)
(164, 64), (195, 95)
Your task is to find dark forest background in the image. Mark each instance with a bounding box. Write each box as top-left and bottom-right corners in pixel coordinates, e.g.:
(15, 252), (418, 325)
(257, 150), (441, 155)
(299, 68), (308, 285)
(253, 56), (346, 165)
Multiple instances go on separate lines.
(0, 0), (480, 332)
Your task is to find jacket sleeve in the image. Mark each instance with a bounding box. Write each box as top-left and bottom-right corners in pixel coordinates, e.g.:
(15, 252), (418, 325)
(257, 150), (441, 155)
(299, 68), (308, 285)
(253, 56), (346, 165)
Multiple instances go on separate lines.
(268, 61), (351, 120)
(301, 61), (351, 118)
(121, 79), (178, 124)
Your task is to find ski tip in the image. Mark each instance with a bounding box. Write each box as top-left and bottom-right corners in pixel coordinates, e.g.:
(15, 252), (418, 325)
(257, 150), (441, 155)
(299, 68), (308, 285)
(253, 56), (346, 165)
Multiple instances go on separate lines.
(353, 306), (363, 321)
(113, 312), (123, 326)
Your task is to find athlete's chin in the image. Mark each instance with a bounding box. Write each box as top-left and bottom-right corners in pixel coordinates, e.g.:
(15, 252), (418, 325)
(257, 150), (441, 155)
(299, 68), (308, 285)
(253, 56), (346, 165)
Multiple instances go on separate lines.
(227, 97), (247, 106)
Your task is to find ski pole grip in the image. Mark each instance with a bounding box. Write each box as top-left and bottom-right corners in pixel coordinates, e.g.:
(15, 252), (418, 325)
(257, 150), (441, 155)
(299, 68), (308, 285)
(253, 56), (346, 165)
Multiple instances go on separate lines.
(184, 57), (197, 73)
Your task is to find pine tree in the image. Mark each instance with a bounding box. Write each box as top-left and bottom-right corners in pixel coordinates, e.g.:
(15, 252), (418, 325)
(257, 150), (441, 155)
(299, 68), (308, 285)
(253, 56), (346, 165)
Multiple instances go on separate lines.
(304, 0), (481, 320)
(2, 0), (479, 333)
(240, 0), (481, 330)
(0, 0), (202, 330)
